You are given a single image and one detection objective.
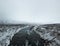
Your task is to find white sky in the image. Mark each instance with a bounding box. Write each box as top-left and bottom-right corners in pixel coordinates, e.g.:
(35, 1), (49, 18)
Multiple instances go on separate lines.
(0, 0), (60, 24)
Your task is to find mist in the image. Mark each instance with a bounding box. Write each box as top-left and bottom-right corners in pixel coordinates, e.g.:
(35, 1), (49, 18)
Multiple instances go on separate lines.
(0, 0), (60, 24)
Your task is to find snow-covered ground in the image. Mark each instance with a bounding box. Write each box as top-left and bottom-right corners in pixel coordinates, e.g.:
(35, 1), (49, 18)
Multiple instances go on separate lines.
(0, 24), (60, 46)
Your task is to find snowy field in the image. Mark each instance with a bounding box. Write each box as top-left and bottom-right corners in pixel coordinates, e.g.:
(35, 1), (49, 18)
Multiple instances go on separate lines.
(0, 24), (60, 46)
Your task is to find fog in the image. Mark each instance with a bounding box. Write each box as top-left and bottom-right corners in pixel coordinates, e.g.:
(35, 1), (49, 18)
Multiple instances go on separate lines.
(0, 0), (60, 24)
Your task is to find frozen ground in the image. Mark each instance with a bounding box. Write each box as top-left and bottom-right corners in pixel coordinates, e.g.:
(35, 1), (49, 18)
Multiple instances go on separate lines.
(0, 24), (60, 46)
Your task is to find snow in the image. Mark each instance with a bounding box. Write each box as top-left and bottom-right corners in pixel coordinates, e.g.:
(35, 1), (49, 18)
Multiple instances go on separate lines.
(0, 24), (60, 46)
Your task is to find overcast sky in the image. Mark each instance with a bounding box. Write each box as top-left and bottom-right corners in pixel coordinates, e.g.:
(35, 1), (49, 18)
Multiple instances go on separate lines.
(0, 0), (60, 24)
